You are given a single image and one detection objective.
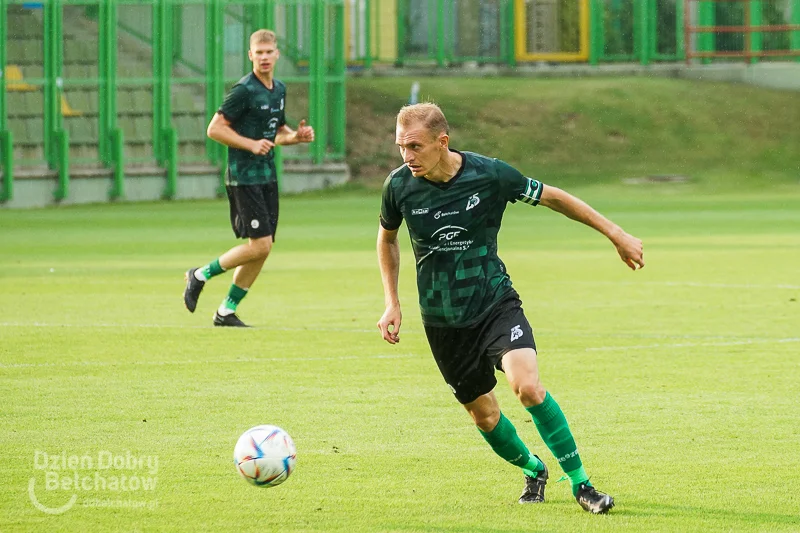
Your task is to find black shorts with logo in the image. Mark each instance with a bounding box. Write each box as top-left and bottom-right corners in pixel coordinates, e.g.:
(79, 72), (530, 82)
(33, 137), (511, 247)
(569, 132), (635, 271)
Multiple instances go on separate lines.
(423, 290), (537, 405)
(226, 181), (279, 240)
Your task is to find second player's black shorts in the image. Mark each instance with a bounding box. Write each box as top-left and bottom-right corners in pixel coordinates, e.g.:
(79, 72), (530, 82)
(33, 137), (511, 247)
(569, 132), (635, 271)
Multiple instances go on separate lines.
(226, 181), (279, 240)
(424, 290), (537, 405)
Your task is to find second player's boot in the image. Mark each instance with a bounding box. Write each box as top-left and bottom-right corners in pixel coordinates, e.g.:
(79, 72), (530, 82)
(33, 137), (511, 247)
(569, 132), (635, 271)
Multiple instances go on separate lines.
(213, 311), (250, 328)
(183, 268), (205, 313)
(518, 456), (548, 504)
(575, 483), (614, 514)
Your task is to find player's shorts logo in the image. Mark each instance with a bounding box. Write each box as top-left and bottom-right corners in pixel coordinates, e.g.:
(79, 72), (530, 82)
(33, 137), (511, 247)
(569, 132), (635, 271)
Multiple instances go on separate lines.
(510, 325), (523, 342)
(251, 219), (260, 229)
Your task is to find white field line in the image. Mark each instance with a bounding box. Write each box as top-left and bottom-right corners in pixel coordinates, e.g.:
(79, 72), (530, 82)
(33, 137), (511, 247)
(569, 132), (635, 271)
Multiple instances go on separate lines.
(0, 322), (376, 333)
(0, 353), (417, 369)
(561, 281), (800, 290)
(587, 337), (800, 352)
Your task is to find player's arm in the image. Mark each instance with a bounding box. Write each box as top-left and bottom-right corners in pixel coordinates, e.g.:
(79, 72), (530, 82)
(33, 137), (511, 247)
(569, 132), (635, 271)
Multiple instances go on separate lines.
(275, 120), (315, 146)
(377, 225), (402, 344)
(207, 112), (273, 155)
(539, 185), (645, 271)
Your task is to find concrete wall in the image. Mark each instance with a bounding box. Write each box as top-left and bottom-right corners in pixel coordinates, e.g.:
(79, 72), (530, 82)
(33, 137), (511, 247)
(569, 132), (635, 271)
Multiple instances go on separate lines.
(677, 62), (800, 92)
(1, 163), (350, 209)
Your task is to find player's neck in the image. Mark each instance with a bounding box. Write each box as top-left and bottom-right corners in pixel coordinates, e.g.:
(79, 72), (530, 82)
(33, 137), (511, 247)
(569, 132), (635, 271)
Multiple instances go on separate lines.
(253, 70), (274, 90)
(424, 150), (462, 183)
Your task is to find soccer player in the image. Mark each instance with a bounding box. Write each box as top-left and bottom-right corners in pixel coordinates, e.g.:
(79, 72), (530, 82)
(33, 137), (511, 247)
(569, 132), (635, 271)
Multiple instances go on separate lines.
(376, 103), (644, 513)
(184, 29), (314, 327)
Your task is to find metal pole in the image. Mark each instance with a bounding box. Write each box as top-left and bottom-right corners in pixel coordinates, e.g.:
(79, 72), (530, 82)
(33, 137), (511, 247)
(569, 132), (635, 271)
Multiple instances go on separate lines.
(0, 0), (6, 134)
(396, 0), (406, 66)
(699, 0), (715, 64)
(676, 0), (685, 61)
(793, 0), (800, 61)
(749, 0), (762, 64)
(504, 0), (516, 67)
(0, 0), (9, 203)
(0, 131), (12, 203)
(365, 0), (373, 68)
(152, 1), (162, 161)
(332, 0), (346, 155)
(436, 0), (446, 66)
(589, 0), (601, 65)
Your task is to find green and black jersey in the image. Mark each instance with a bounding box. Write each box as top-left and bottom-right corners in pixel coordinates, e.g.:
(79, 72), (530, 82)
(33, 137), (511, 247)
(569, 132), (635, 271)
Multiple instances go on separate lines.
(218, 72), (286, 186)
(380, 150), (544, 328)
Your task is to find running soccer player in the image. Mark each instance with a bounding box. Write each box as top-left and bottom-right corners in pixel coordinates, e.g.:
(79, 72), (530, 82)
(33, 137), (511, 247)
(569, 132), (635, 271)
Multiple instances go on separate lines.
(184, 29), (314, 327)
(376, 102), (644, 513)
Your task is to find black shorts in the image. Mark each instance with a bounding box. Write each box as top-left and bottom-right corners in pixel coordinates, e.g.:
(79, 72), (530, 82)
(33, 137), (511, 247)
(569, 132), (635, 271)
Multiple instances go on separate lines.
(424, 291), (537, 405)
(226, 182), (279, 240)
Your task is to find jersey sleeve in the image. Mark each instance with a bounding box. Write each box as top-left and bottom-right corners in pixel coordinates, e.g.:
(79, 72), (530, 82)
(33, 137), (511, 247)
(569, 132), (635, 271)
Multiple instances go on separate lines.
(379, 175), (403, 230)
(218, 83), (249, 123)
(495, 159), (544, 206)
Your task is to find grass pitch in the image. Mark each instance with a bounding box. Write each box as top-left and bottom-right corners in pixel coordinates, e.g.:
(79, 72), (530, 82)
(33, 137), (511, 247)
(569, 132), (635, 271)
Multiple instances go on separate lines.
(1, 185), (799, 532)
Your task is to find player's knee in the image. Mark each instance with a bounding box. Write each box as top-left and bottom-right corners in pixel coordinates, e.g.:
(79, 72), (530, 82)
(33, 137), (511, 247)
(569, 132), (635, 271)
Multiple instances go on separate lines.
(514, 381), (546, 406)
(250, 237), (272, 259)
(470, 407), (501, 432)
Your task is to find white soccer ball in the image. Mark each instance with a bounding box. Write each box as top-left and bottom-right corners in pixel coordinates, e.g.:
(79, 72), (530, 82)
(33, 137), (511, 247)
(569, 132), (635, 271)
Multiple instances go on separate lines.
(233, 425), (297, 487)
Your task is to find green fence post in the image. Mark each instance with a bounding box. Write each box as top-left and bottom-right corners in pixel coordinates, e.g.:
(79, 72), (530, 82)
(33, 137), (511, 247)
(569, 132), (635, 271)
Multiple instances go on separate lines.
(750, 0), (762, 64)
(0, 0), (10, 203)
(43, 0), (54, 165)
(54, 129), (70, 202)
(396, 0), (406, 66)
(162, 128), (177, 199)
(309, 0), (326, 164)
(589, 0), (601, 65)
(0, 131), (12, 204)
(206, 0), (223, 168)
(503, 0), (516, 67)
(274, 146), (283, 193)
(152, 1), (162, 162)
(793, 0), (800, 62)
(436, 0), (446, 66)
(0, 0), (6, 132)
(364, 0), (373, 69)
(676, 0), (685, 61)
(109, 128), (125, 200)
(698, 0), (715, 64)
(332, 0), (346, 156)
(99, 0), (118, 166)
(634, 0), (650, 65)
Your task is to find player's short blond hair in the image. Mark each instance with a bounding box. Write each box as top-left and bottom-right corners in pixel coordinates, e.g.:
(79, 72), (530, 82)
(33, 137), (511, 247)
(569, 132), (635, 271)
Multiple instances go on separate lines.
(250, 29), (277, 47)
(396, 103), (449, 139)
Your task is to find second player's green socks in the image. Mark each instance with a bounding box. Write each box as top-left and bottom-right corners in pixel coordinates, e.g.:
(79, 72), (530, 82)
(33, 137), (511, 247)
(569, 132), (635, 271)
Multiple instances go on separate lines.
(526, 392), (590, 495)
(218, 284), (248, 315)
(197, 259), (225, 281)
(479, 413), (544, 476)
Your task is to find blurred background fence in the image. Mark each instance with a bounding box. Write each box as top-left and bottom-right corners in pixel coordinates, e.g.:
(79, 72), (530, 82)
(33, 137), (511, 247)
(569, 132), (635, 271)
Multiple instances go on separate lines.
(1, 0), (798, 205)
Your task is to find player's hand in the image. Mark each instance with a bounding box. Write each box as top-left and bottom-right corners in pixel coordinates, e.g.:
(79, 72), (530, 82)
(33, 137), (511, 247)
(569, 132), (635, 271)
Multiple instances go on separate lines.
(250, 138), (274, 156)
(613, 231), (644, 270)
(294, 120), (315, 143)
(377, 305), (402, 345)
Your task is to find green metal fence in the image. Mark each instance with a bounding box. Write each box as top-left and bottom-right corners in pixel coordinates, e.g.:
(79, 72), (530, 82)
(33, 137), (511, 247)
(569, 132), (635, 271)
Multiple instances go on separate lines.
(396, 0), (515, 66)
(0, 0), (345, 204)
(589, 0), (684, 65)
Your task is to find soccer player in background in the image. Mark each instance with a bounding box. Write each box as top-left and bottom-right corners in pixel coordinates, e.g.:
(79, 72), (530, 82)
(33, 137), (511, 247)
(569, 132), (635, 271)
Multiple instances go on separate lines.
(184, 29), (314, 327)
(376, 103), (644, 513)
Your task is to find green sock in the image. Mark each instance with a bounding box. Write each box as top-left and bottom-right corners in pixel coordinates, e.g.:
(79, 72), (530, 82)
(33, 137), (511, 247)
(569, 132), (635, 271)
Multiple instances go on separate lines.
(198, 259), (225, 281)
(526, 392), (590, 496)
(220, 284), (248, 315)
(479, 413), (544, 477)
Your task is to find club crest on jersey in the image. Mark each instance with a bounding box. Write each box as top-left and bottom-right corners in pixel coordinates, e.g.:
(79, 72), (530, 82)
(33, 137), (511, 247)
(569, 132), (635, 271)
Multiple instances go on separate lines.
(466, 193), (480, 211)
